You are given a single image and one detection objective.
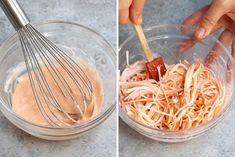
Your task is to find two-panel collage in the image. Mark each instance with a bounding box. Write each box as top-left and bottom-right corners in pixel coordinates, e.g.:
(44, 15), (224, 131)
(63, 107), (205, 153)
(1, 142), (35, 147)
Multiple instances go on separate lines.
(0, 0), (234, 157)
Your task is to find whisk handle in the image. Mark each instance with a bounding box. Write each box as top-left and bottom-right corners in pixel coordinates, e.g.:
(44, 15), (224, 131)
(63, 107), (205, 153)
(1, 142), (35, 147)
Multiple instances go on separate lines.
(0, 0), (29, 30)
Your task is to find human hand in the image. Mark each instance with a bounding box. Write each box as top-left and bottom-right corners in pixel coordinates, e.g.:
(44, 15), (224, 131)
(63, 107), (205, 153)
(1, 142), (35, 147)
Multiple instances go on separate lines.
(119, 0), (145, 24)
(181, 0), (235, 63)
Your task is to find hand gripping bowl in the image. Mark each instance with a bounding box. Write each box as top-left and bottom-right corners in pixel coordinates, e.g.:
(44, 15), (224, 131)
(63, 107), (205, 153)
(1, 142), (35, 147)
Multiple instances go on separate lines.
(119, 24), (235, 142)
(0, 21), (116, 140)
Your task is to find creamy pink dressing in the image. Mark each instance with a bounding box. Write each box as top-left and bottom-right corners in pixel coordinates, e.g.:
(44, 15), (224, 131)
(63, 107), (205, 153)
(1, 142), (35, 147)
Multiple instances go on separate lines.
(12, 63), (103, 126)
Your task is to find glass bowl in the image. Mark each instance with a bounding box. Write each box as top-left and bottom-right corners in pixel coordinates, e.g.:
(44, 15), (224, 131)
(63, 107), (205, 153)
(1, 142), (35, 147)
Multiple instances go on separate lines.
(119, 24), (235, 142)
(0, 21), (116, 140)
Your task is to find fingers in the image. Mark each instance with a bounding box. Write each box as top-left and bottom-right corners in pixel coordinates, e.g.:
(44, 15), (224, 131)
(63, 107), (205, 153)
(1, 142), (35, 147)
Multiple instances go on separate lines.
(119, 9), (130, 24)
(119, 0), (145, 24)
(179, 38), (197, 53)
(129, 0), (145, 24)
(205, 29), (233, 65)
(119, 0), (132, 24)
(195, 1), (227, 39)
(232, 33), (235, 59)
(180, 4), (224, 53)
(179, 25), (222, 53)
(181, 6), (209, 32)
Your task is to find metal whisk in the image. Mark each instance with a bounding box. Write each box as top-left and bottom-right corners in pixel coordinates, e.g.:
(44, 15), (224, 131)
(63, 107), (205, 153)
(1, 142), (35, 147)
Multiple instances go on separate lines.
(0, 0), (93, 126)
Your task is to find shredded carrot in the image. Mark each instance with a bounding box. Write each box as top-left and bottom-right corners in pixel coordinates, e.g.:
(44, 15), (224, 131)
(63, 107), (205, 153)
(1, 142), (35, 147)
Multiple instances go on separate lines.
(119, 60), (226, 130)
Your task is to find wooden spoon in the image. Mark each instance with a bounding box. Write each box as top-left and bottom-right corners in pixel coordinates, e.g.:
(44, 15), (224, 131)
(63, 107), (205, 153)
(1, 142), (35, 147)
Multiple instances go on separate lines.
(132, 24), (167, 81)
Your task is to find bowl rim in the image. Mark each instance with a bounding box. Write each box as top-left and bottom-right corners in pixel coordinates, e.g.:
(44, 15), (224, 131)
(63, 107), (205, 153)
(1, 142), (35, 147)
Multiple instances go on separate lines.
(119, 24), (235, 134)
(119, 24), (235, 63)
(0, 20), (116, 130)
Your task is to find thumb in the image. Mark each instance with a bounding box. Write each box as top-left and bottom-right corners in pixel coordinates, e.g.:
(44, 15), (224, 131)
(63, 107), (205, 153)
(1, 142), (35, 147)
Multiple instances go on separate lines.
(195, 2), (226, 39)
(129, 0), (145, 24)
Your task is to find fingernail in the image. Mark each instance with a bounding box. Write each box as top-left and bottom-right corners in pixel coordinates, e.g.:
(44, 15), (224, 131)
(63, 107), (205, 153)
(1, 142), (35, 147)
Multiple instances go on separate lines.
(196, 27), (206, 39)
(137, 16), (142, 24)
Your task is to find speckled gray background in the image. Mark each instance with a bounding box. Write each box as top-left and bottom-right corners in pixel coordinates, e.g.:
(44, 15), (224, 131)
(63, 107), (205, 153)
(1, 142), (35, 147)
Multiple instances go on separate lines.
(119, 0), (235, 157)
(0, 0), (116, 157)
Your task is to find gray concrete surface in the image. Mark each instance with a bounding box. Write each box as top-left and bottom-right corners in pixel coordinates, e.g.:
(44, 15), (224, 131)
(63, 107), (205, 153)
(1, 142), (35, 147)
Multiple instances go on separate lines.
(0, 0), (116, 157)
(119, 0), (235, 157)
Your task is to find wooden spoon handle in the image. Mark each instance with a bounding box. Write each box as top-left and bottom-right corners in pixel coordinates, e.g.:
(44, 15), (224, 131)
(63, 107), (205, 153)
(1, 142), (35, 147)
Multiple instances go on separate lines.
(133, 24), (153, 61)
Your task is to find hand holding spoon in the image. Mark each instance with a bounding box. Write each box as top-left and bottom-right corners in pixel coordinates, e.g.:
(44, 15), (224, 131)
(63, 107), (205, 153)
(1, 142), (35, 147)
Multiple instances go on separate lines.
(132, 24), (167, 81)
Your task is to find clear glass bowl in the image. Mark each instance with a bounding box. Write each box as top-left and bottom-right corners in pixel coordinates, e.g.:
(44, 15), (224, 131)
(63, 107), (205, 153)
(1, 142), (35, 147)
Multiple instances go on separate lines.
(119, 24), (235, 142)
(0, 21), (116, 140)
